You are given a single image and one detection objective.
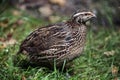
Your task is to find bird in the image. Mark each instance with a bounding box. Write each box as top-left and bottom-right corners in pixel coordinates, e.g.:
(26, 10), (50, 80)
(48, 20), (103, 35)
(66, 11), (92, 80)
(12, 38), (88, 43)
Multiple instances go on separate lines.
(17, 11), (96, 69)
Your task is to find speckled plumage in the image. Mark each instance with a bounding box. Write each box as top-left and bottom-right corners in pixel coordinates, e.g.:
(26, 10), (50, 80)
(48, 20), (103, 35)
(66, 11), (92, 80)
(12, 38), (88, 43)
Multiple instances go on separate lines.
(18, 11), (95, 68)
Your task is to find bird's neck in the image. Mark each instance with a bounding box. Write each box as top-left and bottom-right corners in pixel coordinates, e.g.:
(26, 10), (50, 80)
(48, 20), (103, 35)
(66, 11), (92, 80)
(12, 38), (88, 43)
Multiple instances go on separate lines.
(66, 19), (85, 28)
(66, 19), (87, 35)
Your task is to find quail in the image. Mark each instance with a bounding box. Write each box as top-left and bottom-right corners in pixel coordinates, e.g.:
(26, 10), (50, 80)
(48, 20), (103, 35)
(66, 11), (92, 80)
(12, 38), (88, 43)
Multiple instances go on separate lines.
(17, 11), (96, 68)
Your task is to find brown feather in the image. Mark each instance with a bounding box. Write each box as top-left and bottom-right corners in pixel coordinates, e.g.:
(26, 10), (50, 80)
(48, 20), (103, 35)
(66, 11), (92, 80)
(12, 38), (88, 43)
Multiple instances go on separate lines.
(17, 11), (95, 68)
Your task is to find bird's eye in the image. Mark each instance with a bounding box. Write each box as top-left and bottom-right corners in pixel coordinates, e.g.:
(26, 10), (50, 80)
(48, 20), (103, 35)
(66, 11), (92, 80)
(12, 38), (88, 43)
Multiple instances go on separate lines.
(85, 14), (88, 16)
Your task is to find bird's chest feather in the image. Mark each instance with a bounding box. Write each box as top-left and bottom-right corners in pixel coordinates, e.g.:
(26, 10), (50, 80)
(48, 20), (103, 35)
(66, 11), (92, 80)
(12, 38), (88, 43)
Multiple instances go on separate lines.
(67, 24), (87, 55)
(68, 24), (87, 46)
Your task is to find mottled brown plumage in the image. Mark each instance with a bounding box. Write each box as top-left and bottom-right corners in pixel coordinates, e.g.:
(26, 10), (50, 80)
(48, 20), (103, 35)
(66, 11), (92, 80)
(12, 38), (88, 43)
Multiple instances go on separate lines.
(18, 11), (96, 68)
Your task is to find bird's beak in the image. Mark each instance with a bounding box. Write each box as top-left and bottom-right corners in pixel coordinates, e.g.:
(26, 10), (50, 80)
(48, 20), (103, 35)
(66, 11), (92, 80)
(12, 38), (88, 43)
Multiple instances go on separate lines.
(90, 12), (96, 18)
(85, 12), (96, 23)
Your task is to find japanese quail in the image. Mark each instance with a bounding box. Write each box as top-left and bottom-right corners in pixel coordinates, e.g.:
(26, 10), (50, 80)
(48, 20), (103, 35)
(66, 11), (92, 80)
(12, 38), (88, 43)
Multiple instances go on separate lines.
(17, 11), (96, 68)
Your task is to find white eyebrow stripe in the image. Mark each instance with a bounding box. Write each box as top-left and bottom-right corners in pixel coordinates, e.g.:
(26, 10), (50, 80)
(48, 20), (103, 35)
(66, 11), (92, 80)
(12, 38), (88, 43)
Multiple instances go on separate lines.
(73, 12), (84, 17)
(73, 12), (91, 17)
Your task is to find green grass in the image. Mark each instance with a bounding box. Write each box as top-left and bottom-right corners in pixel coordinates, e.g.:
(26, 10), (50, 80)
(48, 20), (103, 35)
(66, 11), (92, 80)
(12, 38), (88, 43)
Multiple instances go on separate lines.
(0, 9), (120, 80)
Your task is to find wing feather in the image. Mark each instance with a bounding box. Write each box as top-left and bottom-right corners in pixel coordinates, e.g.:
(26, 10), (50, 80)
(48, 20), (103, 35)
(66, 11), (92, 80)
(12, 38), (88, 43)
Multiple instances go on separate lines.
(20, 23), (72, 57)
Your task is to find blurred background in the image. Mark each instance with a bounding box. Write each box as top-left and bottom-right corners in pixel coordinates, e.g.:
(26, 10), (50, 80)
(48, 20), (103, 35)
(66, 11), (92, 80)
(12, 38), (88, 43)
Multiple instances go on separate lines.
(0, 0), (120, 26)
(0, 0), (120, 80)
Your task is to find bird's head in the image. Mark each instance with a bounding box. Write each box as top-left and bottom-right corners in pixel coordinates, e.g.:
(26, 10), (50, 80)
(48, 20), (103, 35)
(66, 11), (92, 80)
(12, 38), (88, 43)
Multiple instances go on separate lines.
(71, 11), (96, 24)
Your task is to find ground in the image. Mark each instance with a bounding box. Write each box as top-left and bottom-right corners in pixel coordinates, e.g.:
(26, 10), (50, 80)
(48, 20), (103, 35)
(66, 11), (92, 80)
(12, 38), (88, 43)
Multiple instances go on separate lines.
(0, 8), (120, 80)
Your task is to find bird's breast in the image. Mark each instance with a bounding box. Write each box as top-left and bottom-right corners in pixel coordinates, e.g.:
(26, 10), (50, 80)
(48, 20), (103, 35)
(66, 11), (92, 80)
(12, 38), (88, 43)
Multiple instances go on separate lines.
(68, 24), (87, 55)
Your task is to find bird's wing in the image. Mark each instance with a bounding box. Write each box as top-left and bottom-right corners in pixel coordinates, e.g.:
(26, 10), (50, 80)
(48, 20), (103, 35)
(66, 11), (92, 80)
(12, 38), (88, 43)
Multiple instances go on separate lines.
(20, 23), (72, 57)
